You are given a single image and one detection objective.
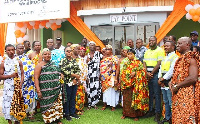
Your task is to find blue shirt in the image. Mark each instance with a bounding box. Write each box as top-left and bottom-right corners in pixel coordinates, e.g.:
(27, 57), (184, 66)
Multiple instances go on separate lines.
(192, 39), (200, 46)
(51, 49), (65, 66)
(135, 46), (148, 62)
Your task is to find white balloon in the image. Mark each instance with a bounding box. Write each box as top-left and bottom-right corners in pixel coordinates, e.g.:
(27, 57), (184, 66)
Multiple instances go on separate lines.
(62, 18), (67, 22)
(49, 19), (56, 23)
(17, 37), (24, 43)
(39, 24), (44, 29)
(46, 22), (51, 28)
(193, 4), (200, 9)
(14, 25), (20, 30)
(29, 21), (35, 26)
(186, 13), (192, 20)
(20, 27), (27, 33)
(23, 23), (27, 28)
(23, 35), (29, 41)
(56, 19), (62, 25)
(185, 4), (193, 12)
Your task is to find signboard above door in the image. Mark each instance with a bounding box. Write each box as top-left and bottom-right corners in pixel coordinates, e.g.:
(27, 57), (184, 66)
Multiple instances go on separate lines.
(0, 0), (70, 23)
(110, 14), (137, 23)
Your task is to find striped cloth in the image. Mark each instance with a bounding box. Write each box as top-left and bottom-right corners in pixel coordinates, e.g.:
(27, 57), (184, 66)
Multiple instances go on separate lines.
(39, 61), (62, 113)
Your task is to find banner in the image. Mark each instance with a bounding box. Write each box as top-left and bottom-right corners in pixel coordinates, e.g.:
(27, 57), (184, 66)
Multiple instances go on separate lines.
(0, 0), (70, 23)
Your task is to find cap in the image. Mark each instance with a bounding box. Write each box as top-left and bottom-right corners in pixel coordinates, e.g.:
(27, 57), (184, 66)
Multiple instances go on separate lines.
(123, 46), (131, 50)
(56, 37), (62, 41)
(80, 47), (86, 51)
(106, 44), (112, 49)
(190, 31), (198, 36)
(88, 41), (96, 45)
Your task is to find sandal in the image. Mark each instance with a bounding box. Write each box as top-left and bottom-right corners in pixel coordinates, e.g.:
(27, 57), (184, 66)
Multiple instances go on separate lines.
(87, 106), (91, 110)
(121, 116), (125, 119)
(134, 118), (139, 121)
(56, 119), (62, 124)
(101, 106), (106, 111)
(77, 111), (83, 115)
(94, 105), (98, 109)
(111, 107), (115, 111)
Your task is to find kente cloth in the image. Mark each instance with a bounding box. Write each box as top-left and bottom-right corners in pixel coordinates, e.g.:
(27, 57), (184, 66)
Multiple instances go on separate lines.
(75, 84), (85, 111)
(87, 51), (102, 107)
(17, 54), (36, 113)
(171, 51), (200, 124)
(42, 93), (63, 123)
(2, 57), (26, 122)
(31, 53), (40, 66)
(75, 56), (87, 111)
(78, 56), (88, 90)
(120, 58), (149, 112)
(51, 49), (65, 66)
(100, 56), (119, 92)
(122, 88), (145, 117)
(39, 61), (62, 113)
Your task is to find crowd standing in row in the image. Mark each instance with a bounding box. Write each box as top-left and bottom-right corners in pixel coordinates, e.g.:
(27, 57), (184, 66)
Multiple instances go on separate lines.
(0, 31), (200, 124)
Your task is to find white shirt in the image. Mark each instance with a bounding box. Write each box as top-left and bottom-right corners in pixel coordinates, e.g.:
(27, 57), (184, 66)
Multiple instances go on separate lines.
(158, 51), (178, 89)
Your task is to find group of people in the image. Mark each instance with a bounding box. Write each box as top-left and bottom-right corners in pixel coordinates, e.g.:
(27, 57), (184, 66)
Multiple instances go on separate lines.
(0, 31), (199, 124)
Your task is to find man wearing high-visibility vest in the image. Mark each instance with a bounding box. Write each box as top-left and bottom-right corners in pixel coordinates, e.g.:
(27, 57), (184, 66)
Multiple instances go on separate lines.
(143, 36), (165, 122)
(158, 41), (178, 124)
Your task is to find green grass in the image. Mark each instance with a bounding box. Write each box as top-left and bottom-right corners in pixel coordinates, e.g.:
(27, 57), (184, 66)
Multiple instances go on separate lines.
(0, 102), (157, 124)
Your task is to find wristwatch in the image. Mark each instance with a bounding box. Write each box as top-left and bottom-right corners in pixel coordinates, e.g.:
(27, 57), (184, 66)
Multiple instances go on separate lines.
(173, 85), (179, 90)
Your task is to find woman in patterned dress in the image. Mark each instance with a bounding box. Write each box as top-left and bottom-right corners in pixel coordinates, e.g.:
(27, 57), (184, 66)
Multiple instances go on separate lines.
(76, 47), (88, 115)
(34, 48), (64, 124)
(120, 49), (149, 121)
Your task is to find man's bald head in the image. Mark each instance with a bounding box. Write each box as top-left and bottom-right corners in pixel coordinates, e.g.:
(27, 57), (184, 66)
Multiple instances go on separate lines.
(177, 37), (192, 54)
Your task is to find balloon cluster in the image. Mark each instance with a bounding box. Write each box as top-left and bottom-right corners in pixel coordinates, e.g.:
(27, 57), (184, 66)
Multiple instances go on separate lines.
(14, 19), (67, 44)
(185, 4), (200, 22)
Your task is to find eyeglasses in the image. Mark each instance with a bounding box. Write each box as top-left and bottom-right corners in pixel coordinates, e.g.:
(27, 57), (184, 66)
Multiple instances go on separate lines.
(66, 50), (72, 52)
(105, 49), (111, 51)
(190, 34), (197, 37)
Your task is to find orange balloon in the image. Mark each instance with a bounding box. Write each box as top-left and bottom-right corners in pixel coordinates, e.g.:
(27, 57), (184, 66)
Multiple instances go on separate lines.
(16, 22), (24, 28)
(40, 20), (47, 26)
(189, 9), (196, 16)
(51, 23), (57, 30)
(15, 34), (20, 38)
(34, 24), (39, 29)
(192, 15), (199, 22)
(14, 30), (21, 35)
(27, 24), (33, 30)
(35, 21), (40, 25)
(20, 32), (25, 37)
(57, 25), (61, 28)
(196, 7), (200, 15)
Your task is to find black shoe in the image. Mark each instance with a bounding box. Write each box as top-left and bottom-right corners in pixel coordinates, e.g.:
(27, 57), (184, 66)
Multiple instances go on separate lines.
(64, 115), (72, 121)
(70, 114), (80, 119)
(154, 113), (161, 122)
(144, 111), (155, 118)
(158, 118), (172, 124)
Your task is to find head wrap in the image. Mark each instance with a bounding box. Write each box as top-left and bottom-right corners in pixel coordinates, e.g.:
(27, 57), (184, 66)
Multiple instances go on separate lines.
(106, 44), (112, 49)
(123, 46), (131, 50)
(70, 44), (80, 50)
(88, 41), (96, 45)
(80, 47), (86, 51)
(42, 48), (50, 55)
